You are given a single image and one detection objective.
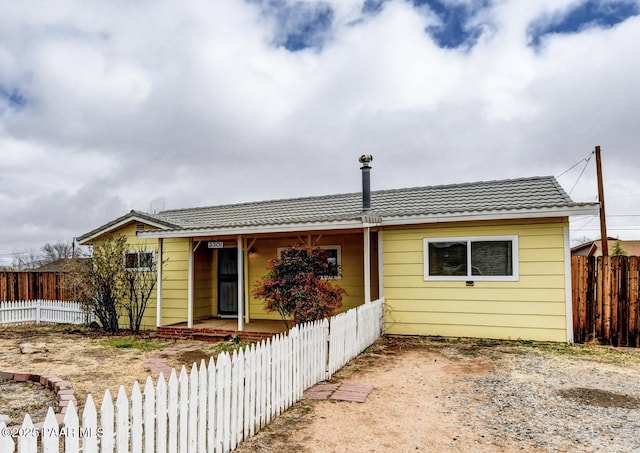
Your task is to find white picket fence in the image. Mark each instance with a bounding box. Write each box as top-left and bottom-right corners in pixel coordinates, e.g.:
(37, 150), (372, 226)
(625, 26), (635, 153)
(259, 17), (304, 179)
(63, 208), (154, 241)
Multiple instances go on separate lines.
(1, 298), (384, 453)
(0, 300), (91, 325)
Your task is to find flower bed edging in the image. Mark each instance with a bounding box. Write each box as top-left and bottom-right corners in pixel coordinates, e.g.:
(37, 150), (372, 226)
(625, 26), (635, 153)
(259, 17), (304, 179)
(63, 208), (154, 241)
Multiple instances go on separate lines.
(0, 370), (76, 428)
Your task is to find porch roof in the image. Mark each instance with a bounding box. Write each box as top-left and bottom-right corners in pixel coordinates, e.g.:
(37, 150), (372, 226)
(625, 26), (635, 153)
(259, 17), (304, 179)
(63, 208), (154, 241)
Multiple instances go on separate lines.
(80, 176), (600, 241)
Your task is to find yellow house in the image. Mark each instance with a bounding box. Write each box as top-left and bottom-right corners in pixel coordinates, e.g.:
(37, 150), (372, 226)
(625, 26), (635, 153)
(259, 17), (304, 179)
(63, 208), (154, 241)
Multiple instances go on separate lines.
(77, 158), (598, 342)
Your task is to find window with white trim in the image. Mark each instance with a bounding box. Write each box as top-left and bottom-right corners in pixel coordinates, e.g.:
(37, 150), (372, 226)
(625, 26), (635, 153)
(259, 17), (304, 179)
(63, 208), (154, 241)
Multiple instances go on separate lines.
(124, 250), (155, 271)
(423, 236), (518, 281)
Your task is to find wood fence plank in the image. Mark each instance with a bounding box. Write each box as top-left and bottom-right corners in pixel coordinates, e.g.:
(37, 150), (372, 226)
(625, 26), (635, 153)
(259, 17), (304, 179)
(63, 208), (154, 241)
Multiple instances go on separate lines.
(0, 422), (15, 452)
(578, 257), (588, 343)
(17, 414), (37, 453)
(115, 386), (129, 453)
(255, 341), (262, 432)
(230, 351), (238, 451)
(167, 370), (178, 453)
(586, 257), (595, 342)
(188, 364), (198, 453)
(595, 257), (604, 340)
(178, 367), (188, 453)
(571, 256), (640, 347)
(130, 381), (143, 453)
(630, 257), (639, 347)
(611, 257), (620, 346)
(215, 356), (225, 453)
(81, 395), (98, 453)
(197, 360), (207, 452)
(572, 256), (585, 343)
(235, 348), (245, 446)
(143, 377), (155, 453)
(262, 340), (269, 428)
(243, 343), (258, 439)
(222, 353), (231, 453)
(619, 257), (629, 347)
(206, 357), (216, 452)
(0, 272), (70, 302)
(63, 400), (79, 453)
(101, 390), (114, 453)
(156, 374), (168, 453)
(41, 408), (59, 453)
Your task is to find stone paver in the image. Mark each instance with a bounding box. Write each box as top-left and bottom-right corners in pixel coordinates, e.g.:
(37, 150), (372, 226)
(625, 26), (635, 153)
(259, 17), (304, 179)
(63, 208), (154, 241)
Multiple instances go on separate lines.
(330, 383), (373, 403)
(303, 382), (373, 403)
(303, 383), (341, 400)
(143, 344), (202, 377)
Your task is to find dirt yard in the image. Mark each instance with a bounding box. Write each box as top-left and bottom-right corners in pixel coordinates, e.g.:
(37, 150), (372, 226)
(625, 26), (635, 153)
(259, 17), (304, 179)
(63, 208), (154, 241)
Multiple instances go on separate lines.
(236, 337), (640, 453)
(2, 326), (640, 452)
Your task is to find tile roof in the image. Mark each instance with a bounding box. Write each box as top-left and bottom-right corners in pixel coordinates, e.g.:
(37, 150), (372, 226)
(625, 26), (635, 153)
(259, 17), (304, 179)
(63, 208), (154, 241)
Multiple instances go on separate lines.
(147, 176), (595, 230)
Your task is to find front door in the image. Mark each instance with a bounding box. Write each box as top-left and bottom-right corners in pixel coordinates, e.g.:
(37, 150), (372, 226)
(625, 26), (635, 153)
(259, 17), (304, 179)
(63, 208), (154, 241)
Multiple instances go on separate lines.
(218, 248), (238, 316)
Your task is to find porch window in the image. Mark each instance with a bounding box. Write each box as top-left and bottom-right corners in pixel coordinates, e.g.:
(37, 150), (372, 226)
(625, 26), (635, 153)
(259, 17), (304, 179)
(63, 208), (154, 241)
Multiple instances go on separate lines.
(423, 236), (518, 281)
(124, 250), (155, 271)
(276, 245), (342, 279)
(315, 245), (341, 279)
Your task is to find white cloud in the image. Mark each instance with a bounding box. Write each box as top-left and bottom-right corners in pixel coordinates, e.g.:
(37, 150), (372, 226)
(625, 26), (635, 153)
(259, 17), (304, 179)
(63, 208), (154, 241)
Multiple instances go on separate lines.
(0, 0), (639, 264)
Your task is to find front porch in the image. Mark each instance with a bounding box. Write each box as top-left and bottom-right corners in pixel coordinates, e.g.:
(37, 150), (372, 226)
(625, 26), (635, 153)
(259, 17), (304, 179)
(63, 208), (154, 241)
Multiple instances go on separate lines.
(155, 317), (287, 342)
(154, 227), (383, 331)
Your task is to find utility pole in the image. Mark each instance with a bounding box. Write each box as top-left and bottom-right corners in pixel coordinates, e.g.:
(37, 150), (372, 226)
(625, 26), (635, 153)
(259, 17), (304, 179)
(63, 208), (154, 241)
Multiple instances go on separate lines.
(595, 145), (608, 256)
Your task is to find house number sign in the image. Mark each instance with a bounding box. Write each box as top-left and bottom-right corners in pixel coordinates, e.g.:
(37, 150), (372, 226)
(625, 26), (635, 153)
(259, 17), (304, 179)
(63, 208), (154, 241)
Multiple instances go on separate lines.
(208, 241), (224, 249)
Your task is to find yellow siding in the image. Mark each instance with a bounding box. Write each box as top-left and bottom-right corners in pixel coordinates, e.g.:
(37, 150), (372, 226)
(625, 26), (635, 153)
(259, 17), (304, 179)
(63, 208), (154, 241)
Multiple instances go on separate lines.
(246, 233), (365, 320)
(160, 238), (189, 326)
(388, 299), (566, 316)
(383, 218), (569, 342)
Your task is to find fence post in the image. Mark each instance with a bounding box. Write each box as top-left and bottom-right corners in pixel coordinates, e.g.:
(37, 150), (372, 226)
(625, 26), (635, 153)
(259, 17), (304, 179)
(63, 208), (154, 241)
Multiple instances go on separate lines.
(35, 300), (41, 325)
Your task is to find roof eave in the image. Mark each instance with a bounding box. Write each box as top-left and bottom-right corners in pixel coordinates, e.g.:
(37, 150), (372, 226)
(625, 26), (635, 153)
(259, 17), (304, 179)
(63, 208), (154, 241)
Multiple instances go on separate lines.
(380, 205), (600, 227)
(77, 213), (176, 245)
(137, 219), (369, 239)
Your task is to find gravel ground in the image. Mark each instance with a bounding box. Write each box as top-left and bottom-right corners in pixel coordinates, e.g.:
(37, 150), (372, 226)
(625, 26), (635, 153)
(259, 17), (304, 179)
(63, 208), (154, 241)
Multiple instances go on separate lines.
(448, 348), (640, 452)
(0, 380), (57, 425)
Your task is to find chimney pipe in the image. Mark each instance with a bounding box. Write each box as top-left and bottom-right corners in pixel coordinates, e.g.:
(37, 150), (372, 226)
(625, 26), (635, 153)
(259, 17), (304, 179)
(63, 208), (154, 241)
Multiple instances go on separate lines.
(359, 154), (373, 212)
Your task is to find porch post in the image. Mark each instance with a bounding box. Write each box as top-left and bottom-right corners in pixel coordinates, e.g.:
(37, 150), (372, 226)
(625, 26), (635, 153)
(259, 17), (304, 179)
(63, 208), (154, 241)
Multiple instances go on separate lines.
(187, 238), (193, 328)
(156, 238), (163, 327)
(364, 227), (371, 304)
(378, 230), (384, 300)
(237, 235), (245, 331)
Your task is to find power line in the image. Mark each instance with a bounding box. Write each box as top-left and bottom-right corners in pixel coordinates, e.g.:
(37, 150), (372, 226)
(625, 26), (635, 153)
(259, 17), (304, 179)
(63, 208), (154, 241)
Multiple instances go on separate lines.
(556, 151), (594, 179)
(572, 216), (597, 232)
(568, 153), (594, 195)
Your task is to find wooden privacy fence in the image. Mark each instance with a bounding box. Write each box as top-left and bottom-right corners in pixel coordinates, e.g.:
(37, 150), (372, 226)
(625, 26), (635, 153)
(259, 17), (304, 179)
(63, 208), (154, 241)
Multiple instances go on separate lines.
(0, 300), (91, 325)
(572, 256), (640, 346)
(0, 298), (385, 453)
(0, 272), (70, 302)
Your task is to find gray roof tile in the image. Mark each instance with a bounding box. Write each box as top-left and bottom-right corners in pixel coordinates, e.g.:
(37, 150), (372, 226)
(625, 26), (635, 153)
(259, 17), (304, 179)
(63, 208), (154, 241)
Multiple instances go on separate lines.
(151, 176), (593, 230)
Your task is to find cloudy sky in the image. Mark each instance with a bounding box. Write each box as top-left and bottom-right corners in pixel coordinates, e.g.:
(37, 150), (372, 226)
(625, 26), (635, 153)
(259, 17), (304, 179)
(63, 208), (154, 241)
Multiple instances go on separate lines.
(1, 0), (639, 265)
